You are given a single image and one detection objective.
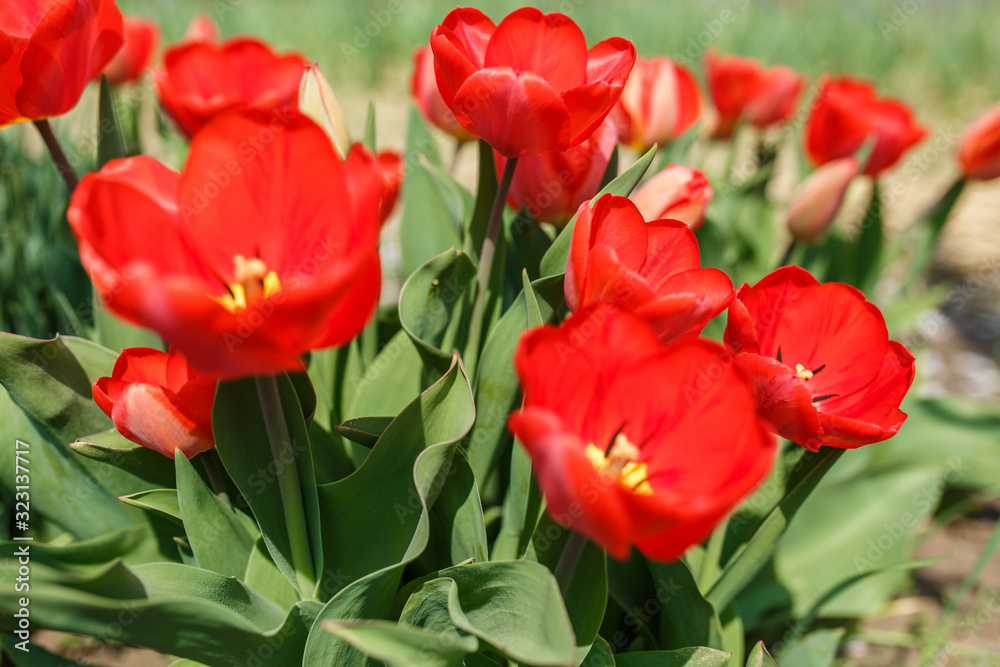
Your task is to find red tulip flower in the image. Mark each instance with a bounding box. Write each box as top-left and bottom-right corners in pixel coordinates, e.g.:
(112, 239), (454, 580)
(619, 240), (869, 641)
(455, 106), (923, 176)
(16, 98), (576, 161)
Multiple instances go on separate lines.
(610, 55), (701, 151)
(705, 50), (804, 139)
(0, 0), (123, 126)
(411, 45), (473, 142)
(725, 266), (916, 450)
(957, 101), (1000, 181)
(155, 36), (307, 139)
(497, 116), (617, 225)
(630, 164), (713, 230)
(430, 7), (635, 157)
(566, 194), (733, 343)
(68, 110), (382, 379)
(805, 76), (926, 177)
(509, 307), (776, 561)
(92, 347), (216, 459)
(348, 145), (403, 226)
(102, 15), (158, 86)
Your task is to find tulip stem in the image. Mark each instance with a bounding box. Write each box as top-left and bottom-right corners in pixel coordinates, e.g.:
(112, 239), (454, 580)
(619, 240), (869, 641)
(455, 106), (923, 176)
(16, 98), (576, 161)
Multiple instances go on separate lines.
(255, 374), (317, 599)
(33, 119), (79, 192)
(777, 239), (797, 269)
(554, 530), (588, 598)
(200, 452), (232, 509)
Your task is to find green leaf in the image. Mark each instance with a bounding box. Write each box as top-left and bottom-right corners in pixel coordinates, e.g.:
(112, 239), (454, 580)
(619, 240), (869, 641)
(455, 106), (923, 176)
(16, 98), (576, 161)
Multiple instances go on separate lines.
(648, 559), (724, 651)
(850, 183), (883, 293)
(346, 329), (424, 423)
(615, 647), (732, 667)
(244, 536), (300, 610)
(363, 100), (376, 151)
(405, 102), (443, 167)
(1, 633), (90, 666)
(745, 641), (776, 667)
(22, 525), (150, 571)
(97, 75), (126, 168)
(399, 247), (478, 374)
(420, 448), (489, 571)
(119, 488), (182, 525)
(902, 177), (966, 283)
(777, 629), (843, 667)
(322, 619), (476, 667)
(400, 158), (468, 279)
(335, 416), (394, 448)
(580, 636), (616, 666)
(213, 374), (323, 599)
(174, 454), (255, 578)
(70, 428), (175, 490)
(539, 145), (656, 278)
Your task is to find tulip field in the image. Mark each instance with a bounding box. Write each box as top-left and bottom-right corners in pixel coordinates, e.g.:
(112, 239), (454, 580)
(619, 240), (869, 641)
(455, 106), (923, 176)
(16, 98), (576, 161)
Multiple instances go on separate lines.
(3, 1), (1000, 666)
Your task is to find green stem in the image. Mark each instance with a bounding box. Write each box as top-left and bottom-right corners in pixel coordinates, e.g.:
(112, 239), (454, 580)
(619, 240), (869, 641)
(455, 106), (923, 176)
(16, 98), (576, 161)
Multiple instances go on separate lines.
(33, 119), (79, 192)
(554, 530), (588, 598)
(200, 453), (231, 509)
(255, 374), (317, 599)
(697, 514), (730, 591)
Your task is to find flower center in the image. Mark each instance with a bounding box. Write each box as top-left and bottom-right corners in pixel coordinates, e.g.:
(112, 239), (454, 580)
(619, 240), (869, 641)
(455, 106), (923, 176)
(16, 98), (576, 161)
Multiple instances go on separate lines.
(795, 363), (813, 380)
(214, 255), (281, 313)
(585, 433), (652, 496)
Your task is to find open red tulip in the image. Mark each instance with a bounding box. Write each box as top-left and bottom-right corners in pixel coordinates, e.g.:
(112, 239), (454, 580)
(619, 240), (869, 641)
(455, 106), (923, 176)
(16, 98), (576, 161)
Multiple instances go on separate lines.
(155, 35), (307, 139)
(566, 194), (733, 343)
(610, 55), (701, 151)
(509, 307), (776, 561)
(102, 15), (158, 86)
(411, 45), (474, 142)
(1, 0), (123, 126)
(957, 101), (1000, 181)
(805, 76), (926, 177)
(497, 115), (617, 225)
(68, 109), (382, 379)
(93, 347), (216, 459)
(430, 6), (635, 157)
(725, 266), (916, 450)
(705, 50), (804, 140)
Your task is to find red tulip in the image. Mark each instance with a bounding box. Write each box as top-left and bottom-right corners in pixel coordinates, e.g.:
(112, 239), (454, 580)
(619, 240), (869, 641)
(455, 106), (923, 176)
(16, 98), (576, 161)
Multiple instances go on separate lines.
(93, 347), (216, 459)
(430, 7), (635, 157)
(497, 116), (616, 225)
(184, 14), (220, 44)
(68, 109), (382, 378)
(786, 157), (858, 245)
(410, 45), (473, 142)
(805, 76), (926, 177)
(566, 194), (733, 343)
(725, 266), (915, 450)
(705, 50), (804, 139)
(155, 36), (307, 139)
(630, 164), (713, 230)
(610, 55), (701, 151)
(509, 306), (776, 561)
(103, 16), (158, 86)
(0, 0), (123, 126)
(346, 145), (403, 227)
(957, 102), (1000, 181)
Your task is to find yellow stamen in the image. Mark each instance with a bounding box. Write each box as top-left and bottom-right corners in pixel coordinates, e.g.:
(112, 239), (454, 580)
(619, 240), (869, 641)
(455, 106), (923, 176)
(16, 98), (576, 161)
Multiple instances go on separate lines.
(213, 255), (281, 313)
(585, 433), (653, 496)
(795, 363), (813, 380)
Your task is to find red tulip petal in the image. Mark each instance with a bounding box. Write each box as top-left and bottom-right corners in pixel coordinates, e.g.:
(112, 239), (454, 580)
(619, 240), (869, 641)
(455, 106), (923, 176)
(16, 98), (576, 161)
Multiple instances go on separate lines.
(440, 7), (494, 69)
(582, 243), (656, 310)
(111, 382), (214, 459)
(734, 353), (823, 449)
(430, 8), (495, 109)
(672, 63), (702, 137)
(0, 33), (26, 124)
(484, 7), (587, 93)
(640, 220), (702, 287)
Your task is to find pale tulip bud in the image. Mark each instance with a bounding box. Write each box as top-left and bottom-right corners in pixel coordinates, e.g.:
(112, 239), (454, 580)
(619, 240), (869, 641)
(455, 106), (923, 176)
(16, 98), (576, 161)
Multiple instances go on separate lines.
(299, 64), (352, 159)
(786, 156), (858, 244)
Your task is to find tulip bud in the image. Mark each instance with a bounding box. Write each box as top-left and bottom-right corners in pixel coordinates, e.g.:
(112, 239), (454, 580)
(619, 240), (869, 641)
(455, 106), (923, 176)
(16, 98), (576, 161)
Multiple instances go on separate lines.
(786, 156), (858, 245)
(185, 14), (220, 43)
(610, 56), (701, 152)
(92, 348), (217, 459)
(299, 64), (352, 160)
(630, 165), (713, 229)
(957, 102), (1000, 181)
(103, 16), (159, 86)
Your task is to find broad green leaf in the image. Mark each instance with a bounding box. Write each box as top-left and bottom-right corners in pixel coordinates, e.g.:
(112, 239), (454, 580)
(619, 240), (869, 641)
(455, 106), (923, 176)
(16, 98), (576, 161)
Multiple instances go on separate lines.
(850, 183), (882, 293)
(97, 75), (126, 167)
(244, 536), (300, 610)
(213, 374), (323, 599)
(363, 100), (376, 151)
(615, 647), (732, 667)
(719, 605), (744, 667)
(777, 628), (843, 667)
(335, 416), (394, 448)
(648, 559), (724, 651)
(581, 636), (615, 666)
(71, 428), (175, 490)
(539, 145), (656, 278)
(322, 619), (476, 667)
(346, 329), (424, 422)
(119, 488), (181, 524)
(21, 525), (149, 571)
(420, 448), (488, 571)
(902, 177), (966, 283)
(175, 454), (255, 579)
(745, 641), (776, 667)
(603, 551), (663, 650)
(400, 159), (467, 278)
(399, 247), (478, 374)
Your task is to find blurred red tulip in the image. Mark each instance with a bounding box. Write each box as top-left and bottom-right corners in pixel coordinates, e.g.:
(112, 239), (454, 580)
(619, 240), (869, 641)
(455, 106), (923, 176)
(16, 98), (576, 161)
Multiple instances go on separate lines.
(805, 76), (926, 177)
(509, 306), (776, 561)
(630, 164), (713, 230)
(410, 45), (473, 142)
(68, 110), (382, 378)
(566, 194), (732, 342)
(93, 347), (216, 459)
(497, 116), (616, 225)
(725, 266), (915, 450)
(610, 55), (701, 151)
(156, 36), (307, 139)
(705, 50), (804, 139)
(430, 7), (635, 157)
(957, 101), (1000, 181)
(184, 13), (220, 44)
(345, 144), (403, 226)
(0, 0), (123, 126)
(103, 16), (158, 86)
(786, 157), (858, 245)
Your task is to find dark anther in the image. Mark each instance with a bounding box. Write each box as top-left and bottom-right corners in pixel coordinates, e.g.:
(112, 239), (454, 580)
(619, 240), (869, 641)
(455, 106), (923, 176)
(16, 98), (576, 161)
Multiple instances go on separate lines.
(811, 364), (827, 375)
(776, 346), (783, 362)
(812, 393), (839, 403)
(605, 422), (627, 456)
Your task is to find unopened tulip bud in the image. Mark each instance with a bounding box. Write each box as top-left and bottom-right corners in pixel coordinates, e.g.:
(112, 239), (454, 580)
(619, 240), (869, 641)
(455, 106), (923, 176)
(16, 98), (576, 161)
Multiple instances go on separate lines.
(630, 165), (713, 229)
(786, 156), (858, 244)
(185, 14), (220, 43)
(299, 64), (352, 159)
(957, 102), (1000, 181)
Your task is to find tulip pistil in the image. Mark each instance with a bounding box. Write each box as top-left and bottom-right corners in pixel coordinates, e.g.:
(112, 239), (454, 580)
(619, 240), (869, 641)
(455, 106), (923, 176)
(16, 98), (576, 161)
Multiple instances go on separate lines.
(585, 434), (653, 495)
(214, 254), (281, 313)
